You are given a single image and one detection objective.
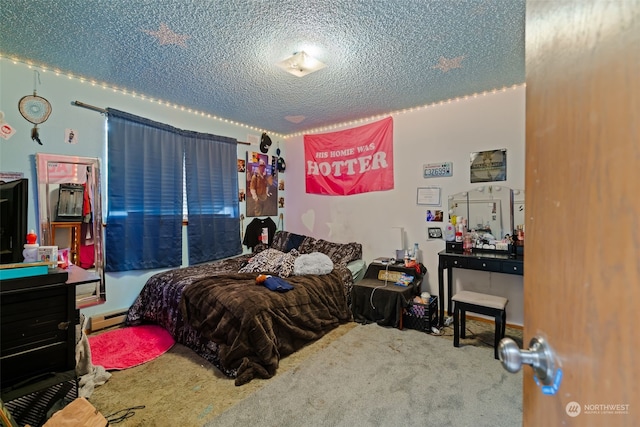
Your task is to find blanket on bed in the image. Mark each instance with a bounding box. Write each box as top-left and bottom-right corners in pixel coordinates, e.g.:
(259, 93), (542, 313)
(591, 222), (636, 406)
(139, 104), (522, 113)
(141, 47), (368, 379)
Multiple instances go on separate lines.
(180, 271), (350, 385)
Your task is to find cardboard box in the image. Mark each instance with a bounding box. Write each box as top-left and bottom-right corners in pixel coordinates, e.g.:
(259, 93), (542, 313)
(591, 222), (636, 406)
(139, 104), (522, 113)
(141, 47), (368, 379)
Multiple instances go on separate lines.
(38, 246), (59, 266)
(43, 397), (107, 427)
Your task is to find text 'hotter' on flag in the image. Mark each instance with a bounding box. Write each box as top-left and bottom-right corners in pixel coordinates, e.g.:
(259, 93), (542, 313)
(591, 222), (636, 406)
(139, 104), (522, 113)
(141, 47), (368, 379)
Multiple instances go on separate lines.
(304, 117), (394, 195)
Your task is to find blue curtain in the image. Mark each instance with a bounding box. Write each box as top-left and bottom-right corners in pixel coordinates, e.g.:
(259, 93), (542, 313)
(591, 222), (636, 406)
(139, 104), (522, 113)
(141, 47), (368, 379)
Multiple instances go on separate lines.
(184, 131), (241, 264)
(105, 109), (184, 272)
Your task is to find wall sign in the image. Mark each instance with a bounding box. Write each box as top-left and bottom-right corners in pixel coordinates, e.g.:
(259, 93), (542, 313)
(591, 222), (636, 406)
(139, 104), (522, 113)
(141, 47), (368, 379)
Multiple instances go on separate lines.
(470, 149), (507, 183)
(423, 162), (453, 178)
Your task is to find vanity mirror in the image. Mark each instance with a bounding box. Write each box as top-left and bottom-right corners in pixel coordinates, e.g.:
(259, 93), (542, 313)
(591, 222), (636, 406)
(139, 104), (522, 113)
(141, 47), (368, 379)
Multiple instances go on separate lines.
(36, 153), (105, 307)
(448, 185), (514, 241)
(448, 191), (469, 224)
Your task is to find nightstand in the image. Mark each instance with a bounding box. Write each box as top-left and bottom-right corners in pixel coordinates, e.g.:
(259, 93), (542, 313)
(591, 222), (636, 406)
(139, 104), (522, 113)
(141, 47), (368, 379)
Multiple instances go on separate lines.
(351, 261), (423, 328)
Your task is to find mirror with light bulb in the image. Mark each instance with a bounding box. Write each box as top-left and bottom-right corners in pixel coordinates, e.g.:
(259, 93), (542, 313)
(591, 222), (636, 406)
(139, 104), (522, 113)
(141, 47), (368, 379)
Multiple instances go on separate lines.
(447, 186), (524, 252)
(36, 153), (105, 308)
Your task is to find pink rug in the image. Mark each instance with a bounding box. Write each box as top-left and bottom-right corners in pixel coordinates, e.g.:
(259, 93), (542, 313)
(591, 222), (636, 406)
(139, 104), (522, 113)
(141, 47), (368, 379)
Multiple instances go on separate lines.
(88, 325), (175, 370)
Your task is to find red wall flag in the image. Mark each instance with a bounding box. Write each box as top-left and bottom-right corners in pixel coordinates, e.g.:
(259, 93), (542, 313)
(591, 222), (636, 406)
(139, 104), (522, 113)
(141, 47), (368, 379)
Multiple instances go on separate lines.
(304, 117), (394, 195)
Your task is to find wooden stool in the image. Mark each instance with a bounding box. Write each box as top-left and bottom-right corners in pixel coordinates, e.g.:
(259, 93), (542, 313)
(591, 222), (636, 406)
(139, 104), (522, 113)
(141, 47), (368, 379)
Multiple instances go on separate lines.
(452, 290), (508, 359)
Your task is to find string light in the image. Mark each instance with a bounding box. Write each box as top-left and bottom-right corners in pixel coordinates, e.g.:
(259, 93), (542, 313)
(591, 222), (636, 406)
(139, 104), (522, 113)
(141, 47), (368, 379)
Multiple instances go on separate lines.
(288, 83), (526, 138)
(1, 55), (523, 140)
(1, 56), (281, 137)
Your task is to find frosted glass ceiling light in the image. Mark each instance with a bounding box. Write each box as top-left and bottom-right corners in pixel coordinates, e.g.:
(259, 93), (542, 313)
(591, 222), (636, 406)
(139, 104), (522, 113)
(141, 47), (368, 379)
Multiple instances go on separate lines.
(277, 51), (326, 77)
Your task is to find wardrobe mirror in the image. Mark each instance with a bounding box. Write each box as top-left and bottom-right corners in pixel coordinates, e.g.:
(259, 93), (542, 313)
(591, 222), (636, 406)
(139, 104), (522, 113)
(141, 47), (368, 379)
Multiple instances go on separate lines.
(36, 153), (105, 307)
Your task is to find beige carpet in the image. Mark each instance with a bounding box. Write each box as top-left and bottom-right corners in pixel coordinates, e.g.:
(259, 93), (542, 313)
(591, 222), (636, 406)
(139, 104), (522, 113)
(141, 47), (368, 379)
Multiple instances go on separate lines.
(206, 323), (522, 427)
(88, 319), (522, 426)
(88, 323), (358, 426)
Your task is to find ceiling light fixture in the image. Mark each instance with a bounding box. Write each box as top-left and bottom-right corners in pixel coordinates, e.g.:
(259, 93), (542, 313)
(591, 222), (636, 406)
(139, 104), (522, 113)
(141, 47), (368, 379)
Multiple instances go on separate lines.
(277, 51), (326, 77)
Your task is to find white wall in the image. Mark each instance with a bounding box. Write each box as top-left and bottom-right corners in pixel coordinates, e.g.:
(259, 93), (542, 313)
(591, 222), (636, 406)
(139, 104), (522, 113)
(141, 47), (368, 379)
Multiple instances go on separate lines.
(283, 87), (526, 325)
(0, 59), (281, 318)
(1, 59), (525, 325)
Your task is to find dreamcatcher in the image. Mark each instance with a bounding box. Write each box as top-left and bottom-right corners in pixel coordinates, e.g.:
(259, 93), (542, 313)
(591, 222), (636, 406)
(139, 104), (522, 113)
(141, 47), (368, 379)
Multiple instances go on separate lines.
(18, 70), (52, 145)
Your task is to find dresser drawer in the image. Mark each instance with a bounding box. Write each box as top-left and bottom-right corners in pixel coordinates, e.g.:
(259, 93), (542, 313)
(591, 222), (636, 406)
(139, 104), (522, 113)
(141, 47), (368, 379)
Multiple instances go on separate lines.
(442, 257), (468, 269)
(501, 261), (524, 275)
(467, 258), (501, 272)
(445, 242), (463, 253)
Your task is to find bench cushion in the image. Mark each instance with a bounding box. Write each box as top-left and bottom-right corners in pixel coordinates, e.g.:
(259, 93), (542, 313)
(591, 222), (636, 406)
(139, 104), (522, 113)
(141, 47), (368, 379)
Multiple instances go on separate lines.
(452, 290), (508, 310)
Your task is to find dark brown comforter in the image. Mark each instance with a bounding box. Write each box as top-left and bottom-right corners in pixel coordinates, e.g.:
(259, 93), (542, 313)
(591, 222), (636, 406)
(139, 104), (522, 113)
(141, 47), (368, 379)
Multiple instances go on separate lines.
(180, 271), (350, 385)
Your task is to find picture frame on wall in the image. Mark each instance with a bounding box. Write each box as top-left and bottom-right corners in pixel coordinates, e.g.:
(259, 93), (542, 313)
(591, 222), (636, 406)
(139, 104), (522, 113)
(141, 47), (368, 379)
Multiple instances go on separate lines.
(417, 187), (441, 206)
(470, 148), (507, 183)
(246, 152), (278, 217)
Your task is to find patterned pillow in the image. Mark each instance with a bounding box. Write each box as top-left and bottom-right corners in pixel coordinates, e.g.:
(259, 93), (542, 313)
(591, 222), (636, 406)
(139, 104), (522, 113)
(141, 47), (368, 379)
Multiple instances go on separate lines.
(297, 236), (318, 254)
(302, 239), (363, 265)
(271, 231), (307, 252)
(238, 248), (299, 277)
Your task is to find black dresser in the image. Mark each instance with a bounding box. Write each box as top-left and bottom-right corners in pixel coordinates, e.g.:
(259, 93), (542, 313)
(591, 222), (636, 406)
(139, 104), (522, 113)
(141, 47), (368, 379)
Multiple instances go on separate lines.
(1, 270), (78, 401)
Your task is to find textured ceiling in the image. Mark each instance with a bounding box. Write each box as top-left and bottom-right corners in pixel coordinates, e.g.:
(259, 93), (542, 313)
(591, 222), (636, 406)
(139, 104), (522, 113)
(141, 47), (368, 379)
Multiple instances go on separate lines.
(0, 0), (525, 137)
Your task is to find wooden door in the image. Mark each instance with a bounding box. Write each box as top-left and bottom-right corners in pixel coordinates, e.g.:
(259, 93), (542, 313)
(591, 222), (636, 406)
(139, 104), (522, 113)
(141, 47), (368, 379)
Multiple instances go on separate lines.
(523, 1), (639, 425)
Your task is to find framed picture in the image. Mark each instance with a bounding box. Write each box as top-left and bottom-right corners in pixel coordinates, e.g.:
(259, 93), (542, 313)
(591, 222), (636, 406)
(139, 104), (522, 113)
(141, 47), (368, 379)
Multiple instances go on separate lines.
(426, 210), (444, 222)
(470, 149), (507, 183)
(417, 187), (441, 206)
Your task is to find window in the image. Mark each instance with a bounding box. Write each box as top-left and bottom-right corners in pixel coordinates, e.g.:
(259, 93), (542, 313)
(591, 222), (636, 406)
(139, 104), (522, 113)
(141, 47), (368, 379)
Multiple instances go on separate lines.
(105, 109), (240, 272)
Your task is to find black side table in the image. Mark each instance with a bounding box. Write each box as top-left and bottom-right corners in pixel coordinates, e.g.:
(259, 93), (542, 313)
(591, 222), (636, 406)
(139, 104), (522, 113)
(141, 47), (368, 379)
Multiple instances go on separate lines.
(351, 261), (422, 328)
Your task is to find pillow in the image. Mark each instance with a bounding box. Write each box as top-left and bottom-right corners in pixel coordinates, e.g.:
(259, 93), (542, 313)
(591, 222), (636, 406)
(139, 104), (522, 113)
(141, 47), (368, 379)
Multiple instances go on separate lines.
(297, 236), (318, 254)
(238, 248), (299, 277)
(293, 252), (334, 275)
(302, 239), (362, 265)
(271, 231), (307, 252)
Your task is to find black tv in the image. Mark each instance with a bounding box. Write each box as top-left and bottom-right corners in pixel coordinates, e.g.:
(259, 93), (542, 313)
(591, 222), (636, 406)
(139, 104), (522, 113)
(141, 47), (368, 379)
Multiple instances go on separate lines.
(0, 178), (28, 264)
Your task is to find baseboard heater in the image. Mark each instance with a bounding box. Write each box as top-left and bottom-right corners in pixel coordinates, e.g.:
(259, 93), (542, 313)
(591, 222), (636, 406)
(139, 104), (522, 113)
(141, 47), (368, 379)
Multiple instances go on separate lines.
(89, 309), (128, 332)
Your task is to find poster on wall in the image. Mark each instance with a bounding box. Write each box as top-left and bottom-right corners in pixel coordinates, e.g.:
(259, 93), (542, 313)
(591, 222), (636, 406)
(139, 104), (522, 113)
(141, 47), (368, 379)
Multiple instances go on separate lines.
(470, 149), (507, 183)
(65, 128), (78, 144)
(303, 117), (394, 195)
(246, 151), (278, 217)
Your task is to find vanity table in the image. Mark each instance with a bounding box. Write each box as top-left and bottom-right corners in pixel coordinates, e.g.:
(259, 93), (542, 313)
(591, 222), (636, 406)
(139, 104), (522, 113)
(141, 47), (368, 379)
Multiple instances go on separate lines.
(437, 250), (523, 327)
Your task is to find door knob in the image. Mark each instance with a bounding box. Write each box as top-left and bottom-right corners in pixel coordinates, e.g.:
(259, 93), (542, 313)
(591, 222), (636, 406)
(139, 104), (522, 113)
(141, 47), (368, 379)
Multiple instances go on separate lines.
(498, 336), (562, 394)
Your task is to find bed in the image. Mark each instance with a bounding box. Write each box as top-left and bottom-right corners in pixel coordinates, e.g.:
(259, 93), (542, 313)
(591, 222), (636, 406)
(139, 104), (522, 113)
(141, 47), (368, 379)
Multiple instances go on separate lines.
(126, 231), (364, 385)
